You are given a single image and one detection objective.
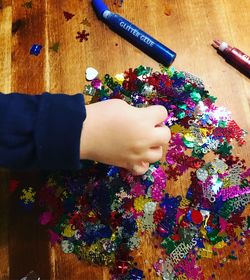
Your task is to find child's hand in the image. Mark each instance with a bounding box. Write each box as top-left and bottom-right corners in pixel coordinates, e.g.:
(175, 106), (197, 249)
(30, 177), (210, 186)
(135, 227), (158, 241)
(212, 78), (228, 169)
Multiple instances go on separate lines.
(80, 99), (171, 175)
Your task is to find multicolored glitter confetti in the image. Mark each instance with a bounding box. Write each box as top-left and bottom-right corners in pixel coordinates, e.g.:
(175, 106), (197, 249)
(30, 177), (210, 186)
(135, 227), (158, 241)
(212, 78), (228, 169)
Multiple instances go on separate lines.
(18, 66), (249, 279)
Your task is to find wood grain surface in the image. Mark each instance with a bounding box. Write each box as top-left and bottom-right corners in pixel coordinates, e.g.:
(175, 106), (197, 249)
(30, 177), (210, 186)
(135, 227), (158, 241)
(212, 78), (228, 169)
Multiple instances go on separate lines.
(0, 0), (250, 279)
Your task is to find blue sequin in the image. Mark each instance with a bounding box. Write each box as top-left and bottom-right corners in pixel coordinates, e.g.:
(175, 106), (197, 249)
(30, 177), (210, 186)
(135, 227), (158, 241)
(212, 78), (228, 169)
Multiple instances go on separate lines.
(30, 44), (43, 56)
(129, 268), (144, 280)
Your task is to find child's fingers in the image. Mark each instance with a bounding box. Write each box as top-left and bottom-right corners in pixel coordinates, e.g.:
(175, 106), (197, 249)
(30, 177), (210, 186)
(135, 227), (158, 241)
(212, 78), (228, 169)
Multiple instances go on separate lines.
(143, 146), (163, 163)
(146, 105), (168, 123)
(151, 126), (171, 146)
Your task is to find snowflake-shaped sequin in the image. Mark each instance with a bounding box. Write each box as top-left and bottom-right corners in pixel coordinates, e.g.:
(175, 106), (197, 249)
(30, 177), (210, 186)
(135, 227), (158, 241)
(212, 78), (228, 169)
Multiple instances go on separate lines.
(76, 30), (90, 42)
(20, 187), (36, 204)
(128, 234), (141, 249)
(61, 240), (74, 253)
(134, 196), (151, 212)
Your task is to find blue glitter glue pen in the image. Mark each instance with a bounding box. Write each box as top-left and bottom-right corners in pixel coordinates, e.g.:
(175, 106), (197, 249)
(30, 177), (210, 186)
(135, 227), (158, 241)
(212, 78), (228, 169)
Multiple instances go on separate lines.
(92, 0), (176, 66)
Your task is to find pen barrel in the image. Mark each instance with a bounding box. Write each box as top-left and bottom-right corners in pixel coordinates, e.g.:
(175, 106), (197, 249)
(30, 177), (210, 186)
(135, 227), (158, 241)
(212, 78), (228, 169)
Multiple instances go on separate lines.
(224, 48), (250, 76)
(103, 11), (176, 66)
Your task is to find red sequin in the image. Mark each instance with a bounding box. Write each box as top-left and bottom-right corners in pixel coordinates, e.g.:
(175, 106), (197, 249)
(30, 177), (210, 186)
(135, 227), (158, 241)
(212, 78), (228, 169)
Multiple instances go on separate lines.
(191, 210), (203, 224)
(153, 208), (165, 224)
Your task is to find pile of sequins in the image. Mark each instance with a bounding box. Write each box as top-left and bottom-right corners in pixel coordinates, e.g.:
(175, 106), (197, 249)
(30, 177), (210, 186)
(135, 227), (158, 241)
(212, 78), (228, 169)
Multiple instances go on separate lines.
(20, 66), (250, 279)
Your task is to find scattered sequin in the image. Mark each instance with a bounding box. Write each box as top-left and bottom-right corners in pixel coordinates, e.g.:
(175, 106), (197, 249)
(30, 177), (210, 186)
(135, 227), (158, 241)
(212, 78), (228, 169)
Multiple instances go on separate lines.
(63, 11), (75, 21)
(76, 30), (89, 42)
(49, 42), (60, 52)
(30, 44), (42, 56)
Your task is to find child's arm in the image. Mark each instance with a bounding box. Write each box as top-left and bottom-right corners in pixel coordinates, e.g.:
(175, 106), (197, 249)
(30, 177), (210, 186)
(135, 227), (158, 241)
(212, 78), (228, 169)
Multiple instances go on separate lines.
(0, 92), (86, 169)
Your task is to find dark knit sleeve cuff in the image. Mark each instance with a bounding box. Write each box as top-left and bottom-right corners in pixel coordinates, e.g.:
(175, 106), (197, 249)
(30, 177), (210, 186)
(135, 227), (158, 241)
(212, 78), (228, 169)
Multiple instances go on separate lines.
(35, 93), (86, 169)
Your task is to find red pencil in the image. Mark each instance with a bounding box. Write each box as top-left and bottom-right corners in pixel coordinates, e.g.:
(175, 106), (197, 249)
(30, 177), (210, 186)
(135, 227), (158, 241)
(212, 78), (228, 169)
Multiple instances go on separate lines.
(212, 39), (250, 77)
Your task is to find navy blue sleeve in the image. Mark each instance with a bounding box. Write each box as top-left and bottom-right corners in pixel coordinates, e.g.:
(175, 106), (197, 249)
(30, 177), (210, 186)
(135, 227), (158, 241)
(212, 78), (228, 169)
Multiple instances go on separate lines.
(0, 92), (86, 170)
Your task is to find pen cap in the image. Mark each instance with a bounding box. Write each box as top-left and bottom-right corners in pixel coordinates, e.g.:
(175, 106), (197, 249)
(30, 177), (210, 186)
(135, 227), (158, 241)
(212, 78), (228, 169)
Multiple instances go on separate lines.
(92, 0), (109, 18)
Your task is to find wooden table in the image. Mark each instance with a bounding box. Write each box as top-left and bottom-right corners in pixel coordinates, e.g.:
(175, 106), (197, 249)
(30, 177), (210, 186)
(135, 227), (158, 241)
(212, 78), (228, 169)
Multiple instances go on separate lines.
(0, 0), (250, 279)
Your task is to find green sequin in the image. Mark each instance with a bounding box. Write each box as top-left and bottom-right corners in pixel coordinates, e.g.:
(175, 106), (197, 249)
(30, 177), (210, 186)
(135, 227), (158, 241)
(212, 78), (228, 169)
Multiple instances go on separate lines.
(219, 201), (234, 219)
(184, 83), (193, 92)
(135, 65), (152, 76)
(247, 217), (250, 229)
(216, 142), (233, 157)
(49, 42), (60, 52)
(192, 147), (204, 159)
(178, 103), (187, 110)
(183, 138), (195, 148)
(218, 120), (227, 128)
(99, 86), (109, 97)
(211, 236), (223, 245)
(228, 255), (237, 260)
(161, 238), (177, 254)
(209, 95), (217, 102)
(177, 111), (186, 119)
(190, 91), (201, 102)
(240, 179), (248, 188)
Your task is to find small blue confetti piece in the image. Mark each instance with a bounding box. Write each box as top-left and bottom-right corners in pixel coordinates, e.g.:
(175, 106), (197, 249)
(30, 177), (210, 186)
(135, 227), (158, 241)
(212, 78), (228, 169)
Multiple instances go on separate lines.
(30, 44), (42, 56)
(129, 268), (144, 280)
